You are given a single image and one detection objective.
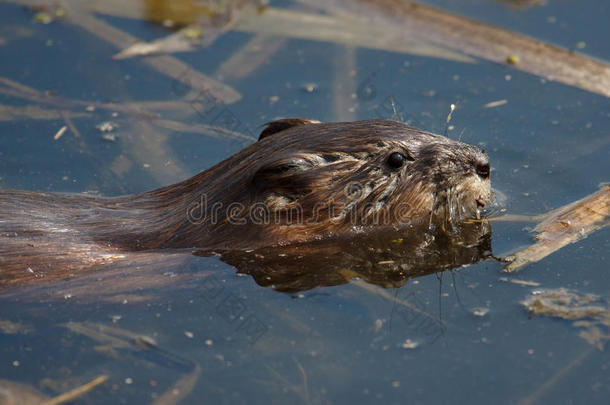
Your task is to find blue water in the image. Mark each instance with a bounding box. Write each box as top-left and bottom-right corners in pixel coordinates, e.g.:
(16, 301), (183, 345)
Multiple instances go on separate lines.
(1, 0), (609, 403)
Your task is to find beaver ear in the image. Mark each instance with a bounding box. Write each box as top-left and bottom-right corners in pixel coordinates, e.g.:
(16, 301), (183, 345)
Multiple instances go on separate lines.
(251, 156), (314, 189)
(259, 118), (320, 140)
(251, 154), (323, 199)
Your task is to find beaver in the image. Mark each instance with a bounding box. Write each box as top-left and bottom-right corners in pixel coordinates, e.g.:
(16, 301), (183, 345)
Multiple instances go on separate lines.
(0, 119), (492, 284)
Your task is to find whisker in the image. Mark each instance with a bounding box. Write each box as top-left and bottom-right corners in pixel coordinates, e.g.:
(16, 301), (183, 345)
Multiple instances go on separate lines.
(428, 194), (436, 231)
(448, 188), (454, 224)
(443, 188), (450, 229)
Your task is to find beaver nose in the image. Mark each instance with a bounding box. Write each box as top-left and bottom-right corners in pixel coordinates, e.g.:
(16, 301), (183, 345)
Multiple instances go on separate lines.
(475, 161), (490, 179)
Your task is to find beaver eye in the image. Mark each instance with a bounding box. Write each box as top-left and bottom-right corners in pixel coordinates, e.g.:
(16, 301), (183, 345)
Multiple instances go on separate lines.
(387, 152), (407, 169)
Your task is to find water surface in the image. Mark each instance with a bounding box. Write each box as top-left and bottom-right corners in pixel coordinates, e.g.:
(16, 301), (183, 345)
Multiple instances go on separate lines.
(1, 0), (609, 403)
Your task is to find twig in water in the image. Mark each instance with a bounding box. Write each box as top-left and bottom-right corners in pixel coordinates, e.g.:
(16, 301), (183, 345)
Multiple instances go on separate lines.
(41, 375), (108, 405)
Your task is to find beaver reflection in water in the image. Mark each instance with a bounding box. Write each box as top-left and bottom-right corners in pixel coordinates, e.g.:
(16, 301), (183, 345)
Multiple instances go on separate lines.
(0, 119), (492, 282)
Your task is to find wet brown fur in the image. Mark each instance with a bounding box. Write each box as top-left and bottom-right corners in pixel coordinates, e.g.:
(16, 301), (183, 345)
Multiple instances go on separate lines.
(0, 119), (491, 284)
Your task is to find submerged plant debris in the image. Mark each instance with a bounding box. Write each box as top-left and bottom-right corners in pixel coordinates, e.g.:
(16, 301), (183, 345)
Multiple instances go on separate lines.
(522, 288), (610, 350)
(0, 319), (33, 334)
(8, 0), (610, 96)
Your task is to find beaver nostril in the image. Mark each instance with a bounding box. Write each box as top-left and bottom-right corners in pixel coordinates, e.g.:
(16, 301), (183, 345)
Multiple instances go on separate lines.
(476, 162), (490, 179)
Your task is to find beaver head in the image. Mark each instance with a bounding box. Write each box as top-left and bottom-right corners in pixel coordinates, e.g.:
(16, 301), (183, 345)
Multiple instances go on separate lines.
(167, 118), (493, 248)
